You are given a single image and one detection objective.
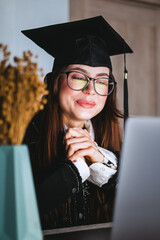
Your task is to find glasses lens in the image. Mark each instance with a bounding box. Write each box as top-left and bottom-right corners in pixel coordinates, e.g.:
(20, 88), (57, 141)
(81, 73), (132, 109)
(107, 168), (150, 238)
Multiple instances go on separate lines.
(95, 78), (114, 95)
(68, 72), (88, 90)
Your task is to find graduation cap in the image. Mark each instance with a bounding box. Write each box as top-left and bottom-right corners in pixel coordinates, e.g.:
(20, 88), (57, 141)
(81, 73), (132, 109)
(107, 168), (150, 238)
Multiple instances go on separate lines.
(22, 16), (133, 123)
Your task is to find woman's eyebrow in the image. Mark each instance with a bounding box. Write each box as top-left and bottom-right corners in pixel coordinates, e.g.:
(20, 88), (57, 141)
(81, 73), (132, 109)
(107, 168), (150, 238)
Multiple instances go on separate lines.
(68, 67), (88, 73)
(68, 67), (109, 77)
(96, 73), (109, 77)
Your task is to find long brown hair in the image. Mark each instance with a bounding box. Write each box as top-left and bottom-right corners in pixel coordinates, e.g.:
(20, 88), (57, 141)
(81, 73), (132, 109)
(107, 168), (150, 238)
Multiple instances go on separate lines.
(37, 66), (123, 168)
(36, 65), (123, 225)
(92, 72), (123, 152)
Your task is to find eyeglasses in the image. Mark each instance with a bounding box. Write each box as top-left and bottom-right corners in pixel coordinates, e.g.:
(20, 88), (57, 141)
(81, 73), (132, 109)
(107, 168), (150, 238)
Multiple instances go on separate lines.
(61, 71), (117, 96)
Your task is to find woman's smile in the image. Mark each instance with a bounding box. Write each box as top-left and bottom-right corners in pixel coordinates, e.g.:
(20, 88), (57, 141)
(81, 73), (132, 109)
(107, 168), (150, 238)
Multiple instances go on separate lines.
(76, 99), (96, 109)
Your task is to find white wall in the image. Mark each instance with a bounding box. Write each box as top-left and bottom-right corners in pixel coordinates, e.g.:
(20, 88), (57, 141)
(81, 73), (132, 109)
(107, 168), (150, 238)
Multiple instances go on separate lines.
(0, 0), (69, 75)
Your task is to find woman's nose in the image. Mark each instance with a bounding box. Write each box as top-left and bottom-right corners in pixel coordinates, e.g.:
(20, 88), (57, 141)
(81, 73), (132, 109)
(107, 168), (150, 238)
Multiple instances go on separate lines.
(82, 80), (95, 95)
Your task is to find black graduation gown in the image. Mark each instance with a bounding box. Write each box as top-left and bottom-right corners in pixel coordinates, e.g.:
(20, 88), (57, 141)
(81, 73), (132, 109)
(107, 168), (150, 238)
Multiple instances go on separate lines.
(23, 115), (117, 229)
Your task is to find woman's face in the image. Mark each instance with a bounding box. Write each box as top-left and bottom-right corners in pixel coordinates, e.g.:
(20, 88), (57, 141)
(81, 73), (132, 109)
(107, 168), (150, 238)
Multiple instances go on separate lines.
(59, 64), (109, 127)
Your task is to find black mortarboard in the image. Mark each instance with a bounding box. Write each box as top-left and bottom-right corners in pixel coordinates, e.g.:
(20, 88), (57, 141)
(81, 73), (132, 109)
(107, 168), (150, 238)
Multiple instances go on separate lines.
(22, 16), (132, 71)
(22, 16), (133, 122)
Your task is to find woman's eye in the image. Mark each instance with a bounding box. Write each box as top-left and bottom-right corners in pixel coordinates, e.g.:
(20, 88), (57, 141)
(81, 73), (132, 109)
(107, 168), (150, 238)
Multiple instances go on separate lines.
(73, 77), (84, 80)
(72, 75), (85, 80)
(98, 82), (107, 85)
(97, 80), (108, 86)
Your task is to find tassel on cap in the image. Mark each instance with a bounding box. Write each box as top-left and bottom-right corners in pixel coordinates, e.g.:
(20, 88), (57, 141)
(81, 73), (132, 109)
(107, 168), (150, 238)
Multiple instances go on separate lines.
(124, 49), (129, 127)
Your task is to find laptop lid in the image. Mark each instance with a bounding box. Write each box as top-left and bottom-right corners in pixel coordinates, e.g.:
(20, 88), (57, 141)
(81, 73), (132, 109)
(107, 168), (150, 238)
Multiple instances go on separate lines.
(111, 117), (160, 240)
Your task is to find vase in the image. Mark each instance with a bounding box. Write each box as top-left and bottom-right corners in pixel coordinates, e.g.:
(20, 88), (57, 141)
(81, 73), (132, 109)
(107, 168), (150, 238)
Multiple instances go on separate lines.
(0, 145), (42, 240)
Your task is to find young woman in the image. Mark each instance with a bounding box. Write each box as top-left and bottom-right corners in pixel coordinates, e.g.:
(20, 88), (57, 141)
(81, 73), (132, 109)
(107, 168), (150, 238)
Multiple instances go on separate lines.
(23, 16), (132, 229)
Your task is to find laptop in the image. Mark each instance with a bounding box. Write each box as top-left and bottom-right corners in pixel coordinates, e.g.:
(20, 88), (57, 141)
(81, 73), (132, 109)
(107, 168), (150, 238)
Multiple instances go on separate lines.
(111, 117), (160, 240)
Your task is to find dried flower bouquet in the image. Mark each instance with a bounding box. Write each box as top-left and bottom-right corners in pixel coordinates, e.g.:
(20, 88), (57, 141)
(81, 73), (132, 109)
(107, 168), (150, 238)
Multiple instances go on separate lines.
(0, 44), (48, 145)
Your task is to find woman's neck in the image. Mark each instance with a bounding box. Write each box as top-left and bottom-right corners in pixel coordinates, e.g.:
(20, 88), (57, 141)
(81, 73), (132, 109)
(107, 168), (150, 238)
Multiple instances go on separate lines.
(63, 118), (85, 129)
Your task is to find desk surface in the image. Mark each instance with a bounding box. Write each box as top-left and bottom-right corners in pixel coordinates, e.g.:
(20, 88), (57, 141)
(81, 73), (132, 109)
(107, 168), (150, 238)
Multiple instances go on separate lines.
(43, 222), (112, 240)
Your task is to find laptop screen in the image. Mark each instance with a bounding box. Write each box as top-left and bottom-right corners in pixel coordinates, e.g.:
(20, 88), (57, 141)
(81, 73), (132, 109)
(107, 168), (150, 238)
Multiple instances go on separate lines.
(111, 117), (160, 240)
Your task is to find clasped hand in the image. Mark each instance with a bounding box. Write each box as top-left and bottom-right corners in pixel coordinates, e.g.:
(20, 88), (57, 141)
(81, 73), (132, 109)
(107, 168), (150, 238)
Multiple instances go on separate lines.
(64, 127), (104, 164)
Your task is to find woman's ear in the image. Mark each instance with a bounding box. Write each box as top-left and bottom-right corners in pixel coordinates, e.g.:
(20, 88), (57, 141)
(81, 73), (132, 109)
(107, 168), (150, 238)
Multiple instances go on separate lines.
(44, 72), (52, 85)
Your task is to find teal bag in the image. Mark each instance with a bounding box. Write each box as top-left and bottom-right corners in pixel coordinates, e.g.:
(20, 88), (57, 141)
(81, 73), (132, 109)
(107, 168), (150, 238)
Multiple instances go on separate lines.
(0, 145), (42, 240)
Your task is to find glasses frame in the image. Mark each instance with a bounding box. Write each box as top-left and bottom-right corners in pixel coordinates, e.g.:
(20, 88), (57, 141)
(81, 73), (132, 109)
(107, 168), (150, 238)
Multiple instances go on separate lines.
(61, 71), (117, 96)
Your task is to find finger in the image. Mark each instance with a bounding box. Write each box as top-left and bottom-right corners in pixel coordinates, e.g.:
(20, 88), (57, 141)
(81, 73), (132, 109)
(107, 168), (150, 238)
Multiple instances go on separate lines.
(64, 128), (97, 147)
(67, 140), (97, 158)
(69, 146), (95, 162)
(76, 128), (91, 139)
(75, 128), (97, 146)
(65, 136), (92, 150)
(64, 127), (92, 141)
(64, 128), (83, 140)
(69, 146), (104, 163)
